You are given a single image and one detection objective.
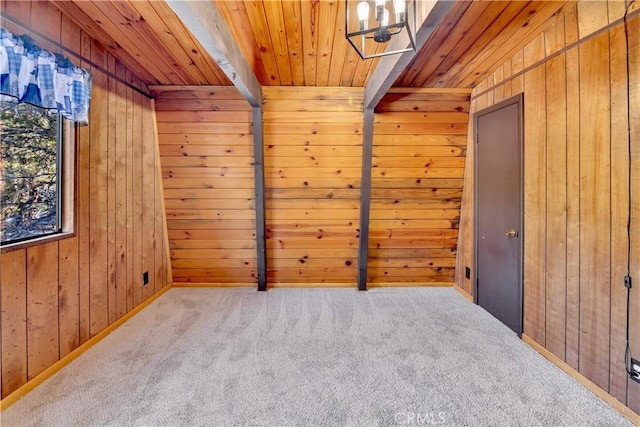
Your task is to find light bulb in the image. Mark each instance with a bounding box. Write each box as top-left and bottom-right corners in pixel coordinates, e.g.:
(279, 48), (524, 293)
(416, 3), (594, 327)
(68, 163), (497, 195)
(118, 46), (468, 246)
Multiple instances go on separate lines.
(393, 0), (405, 23)
(381, 8), (389, 26)
(375, 0), (386, 23)
(357, 1), (369, 30)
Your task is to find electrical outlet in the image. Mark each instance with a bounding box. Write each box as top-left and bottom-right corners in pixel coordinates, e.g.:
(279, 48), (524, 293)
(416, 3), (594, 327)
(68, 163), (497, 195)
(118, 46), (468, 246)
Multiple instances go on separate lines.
(143, 271), (149, 286)
(631, 358), (640, 384)
(465, 266), (471, 280)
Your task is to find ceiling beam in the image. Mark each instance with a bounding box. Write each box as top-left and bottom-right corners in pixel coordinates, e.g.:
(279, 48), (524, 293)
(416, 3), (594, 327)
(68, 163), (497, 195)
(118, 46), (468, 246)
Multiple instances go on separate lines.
(165, 0), (262, 107)
(364, 0), (454, 110)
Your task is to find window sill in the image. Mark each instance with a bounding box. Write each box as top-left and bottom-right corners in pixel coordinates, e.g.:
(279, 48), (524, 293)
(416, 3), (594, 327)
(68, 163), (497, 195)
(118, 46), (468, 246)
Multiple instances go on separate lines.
(0, 231), (76, 253)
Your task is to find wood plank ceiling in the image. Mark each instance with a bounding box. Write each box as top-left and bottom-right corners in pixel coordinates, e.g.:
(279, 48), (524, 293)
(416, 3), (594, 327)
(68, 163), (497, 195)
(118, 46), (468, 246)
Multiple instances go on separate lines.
(48, 0), (571, 89)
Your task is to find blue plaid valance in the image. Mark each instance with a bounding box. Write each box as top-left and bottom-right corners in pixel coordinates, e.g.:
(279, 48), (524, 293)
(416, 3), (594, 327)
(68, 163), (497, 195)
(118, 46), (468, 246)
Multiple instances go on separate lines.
(0, 28), (92, 124)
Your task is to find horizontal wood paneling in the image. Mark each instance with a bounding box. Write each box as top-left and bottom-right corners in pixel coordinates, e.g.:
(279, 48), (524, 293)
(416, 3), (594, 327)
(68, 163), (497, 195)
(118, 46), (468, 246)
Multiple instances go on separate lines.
(155, 86), (256, 284)
(263, 87), (363, 284)
(0, 1), (170, 399)
(456, 3), (640, 415)
(368, 91), (470, 284)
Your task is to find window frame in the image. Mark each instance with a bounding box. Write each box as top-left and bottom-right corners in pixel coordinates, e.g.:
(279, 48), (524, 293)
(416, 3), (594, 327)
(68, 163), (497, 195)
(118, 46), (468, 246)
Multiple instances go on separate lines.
(0, 110), (77, 253)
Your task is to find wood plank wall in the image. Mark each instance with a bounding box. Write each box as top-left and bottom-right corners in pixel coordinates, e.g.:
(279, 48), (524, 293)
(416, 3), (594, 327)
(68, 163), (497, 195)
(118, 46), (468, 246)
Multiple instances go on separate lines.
(0, 0), (170, 399)
(369, 90), (470, 284)
(455, 1), (640, 414)
(153, 86), (257, 284)
(156, 86), (470, 287)
(262, 87), (363, 285)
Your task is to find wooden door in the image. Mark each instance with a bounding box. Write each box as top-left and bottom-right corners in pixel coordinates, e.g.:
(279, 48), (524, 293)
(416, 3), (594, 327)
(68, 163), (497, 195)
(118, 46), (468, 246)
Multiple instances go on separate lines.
(475, 94), (523, 335)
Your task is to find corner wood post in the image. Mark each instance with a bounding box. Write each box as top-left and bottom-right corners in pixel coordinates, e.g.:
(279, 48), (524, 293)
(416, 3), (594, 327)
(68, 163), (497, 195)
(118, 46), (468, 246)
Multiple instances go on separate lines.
(253, 106), (267, 291)
(357, 108), (375, 290)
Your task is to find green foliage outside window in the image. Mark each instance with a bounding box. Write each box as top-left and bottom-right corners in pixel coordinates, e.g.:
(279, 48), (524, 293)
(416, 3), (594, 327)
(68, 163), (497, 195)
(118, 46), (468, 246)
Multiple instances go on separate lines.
(0, 100), (60, 244)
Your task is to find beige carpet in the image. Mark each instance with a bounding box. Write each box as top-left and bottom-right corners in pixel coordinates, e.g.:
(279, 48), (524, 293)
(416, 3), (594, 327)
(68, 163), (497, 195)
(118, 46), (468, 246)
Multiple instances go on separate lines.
(1, 287), (632, 426)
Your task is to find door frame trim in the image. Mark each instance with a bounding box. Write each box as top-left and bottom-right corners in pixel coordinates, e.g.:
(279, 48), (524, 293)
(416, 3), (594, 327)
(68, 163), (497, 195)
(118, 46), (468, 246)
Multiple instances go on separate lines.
(473, 92), (524, 336)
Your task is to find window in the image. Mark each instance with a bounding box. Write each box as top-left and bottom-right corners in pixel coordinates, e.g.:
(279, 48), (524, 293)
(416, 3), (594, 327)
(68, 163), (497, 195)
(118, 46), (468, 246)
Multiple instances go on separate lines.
(0, 100), (73, 246)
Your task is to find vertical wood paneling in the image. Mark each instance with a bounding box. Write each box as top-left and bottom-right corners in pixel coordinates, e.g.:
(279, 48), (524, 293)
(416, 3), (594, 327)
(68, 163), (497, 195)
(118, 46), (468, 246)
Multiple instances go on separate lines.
(607, 1), (627, 23)
(1, 250), (27, 396)
(115, 64), (128, 319)
(578, 32), (611, 391)
(142, 94), (156, 300)
(107, 54), (117, 326)
(492, 65), (505, 102)
(627, 13), (640, 414)
(565, 42), (581, 371)
(485, 74), (495, 106)
(153, 103), (167, 293)
(59, 8), (80, 53)
(523, 64), (546, 345)
(454, 94), (477, 296)
(475, 79), (489, 111)
(58, 238), (79, 358)
(29, 1), (60, 51)
(501, 60), (513, 98)
(608, 22), (631, 404)
(511, 50), (525, 94)
(456, 4), (640, 414)
(576, 0), (609, 39)
(1, 1), (170, 399)
(77, 30), (91, 346)
(125, 71), (135, 312)
(524, 31), (547, 68)
(544, 13), (566, 57)
(3, 0), (30, 25)
(544, 53), (567, 360)
(26, 242), (59, 379)
(88, 51), (109, 337)
(132, 88), (143, 306)
(564, 4), (580, 45)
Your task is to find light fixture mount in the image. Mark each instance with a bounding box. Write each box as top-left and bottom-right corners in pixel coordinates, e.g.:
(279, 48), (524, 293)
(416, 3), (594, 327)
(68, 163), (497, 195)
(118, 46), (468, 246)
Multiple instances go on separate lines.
(345, 0), (417, 59)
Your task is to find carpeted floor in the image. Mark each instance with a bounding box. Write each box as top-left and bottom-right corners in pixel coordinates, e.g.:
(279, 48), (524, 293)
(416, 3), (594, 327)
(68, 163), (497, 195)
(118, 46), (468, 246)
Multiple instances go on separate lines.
(1, 287), (632, 426)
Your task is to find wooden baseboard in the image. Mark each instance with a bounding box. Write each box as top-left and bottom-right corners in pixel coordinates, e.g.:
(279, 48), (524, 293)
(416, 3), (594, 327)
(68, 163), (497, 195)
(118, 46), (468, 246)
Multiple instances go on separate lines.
(367, 282), (453, 288)
(171, 282), (354, 289)
(171, 282), (456, 289)
(0, 285), (172, 412)
(267, 282), (453, 289)
(171, 282), (257, 288)
(522, 334), (640, 425)
(452, 284), (474, 302)
(268, 282), (355, 288)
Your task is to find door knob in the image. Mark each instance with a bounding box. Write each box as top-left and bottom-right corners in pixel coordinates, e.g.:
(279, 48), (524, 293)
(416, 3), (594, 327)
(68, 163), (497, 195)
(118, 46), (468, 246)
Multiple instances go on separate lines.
(505, 229), (518, 238)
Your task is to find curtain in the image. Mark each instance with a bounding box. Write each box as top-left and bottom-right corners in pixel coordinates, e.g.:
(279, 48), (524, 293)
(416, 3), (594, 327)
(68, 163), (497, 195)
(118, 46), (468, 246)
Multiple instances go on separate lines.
(0, 28), (92, 124)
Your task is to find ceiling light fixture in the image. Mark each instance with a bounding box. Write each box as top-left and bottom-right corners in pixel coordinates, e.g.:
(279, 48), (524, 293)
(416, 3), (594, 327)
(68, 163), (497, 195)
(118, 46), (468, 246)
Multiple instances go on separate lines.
(345, 0), (416, 59)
